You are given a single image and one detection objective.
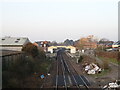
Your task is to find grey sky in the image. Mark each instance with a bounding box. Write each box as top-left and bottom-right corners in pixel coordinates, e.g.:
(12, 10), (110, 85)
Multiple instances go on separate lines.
(0, 0), (119, 42)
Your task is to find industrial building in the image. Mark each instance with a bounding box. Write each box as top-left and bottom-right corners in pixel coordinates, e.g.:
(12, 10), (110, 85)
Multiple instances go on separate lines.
(0, 37), (30, 51)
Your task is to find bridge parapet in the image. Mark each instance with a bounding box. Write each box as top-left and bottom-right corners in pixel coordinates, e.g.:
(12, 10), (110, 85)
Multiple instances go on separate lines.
(48, 46), (76, 53)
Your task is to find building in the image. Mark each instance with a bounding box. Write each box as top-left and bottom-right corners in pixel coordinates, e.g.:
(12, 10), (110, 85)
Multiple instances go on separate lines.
(35, 41), (50, 52)
(77, 35), (97, 49)
(83, 42), (97, 49)
(0, 37), (30, 51)
(48, 46), (76, 53)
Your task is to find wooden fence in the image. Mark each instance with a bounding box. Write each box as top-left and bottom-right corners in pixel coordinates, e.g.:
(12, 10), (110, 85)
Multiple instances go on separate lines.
(1, 52), (26, 70)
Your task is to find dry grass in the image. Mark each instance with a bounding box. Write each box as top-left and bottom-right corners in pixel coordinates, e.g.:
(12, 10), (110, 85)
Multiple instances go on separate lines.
(102, 59), (109, 69)
(95, 50), (119, 60)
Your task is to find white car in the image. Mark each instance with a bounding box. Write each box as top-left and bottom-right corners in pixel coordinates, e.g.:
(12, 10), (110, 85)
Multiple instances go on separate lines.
(112, 41), (120, 48)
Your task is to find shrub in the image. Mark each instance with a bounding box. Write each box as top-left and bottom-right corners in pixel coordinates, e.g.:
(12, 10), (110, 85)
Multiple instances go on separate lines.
(22, 42), (39, 57)
(7, 78), (19, 88)
(103, 60), (109, 70)
(78, 56), (83, 63)
(3, 43), (49, 88)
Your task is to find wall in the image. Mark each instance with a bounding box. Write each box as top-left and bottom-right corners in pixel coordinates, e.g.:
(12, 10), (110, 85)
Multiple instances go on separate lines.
(1, 47), (22, 51)
(48, 48), (54, 53)
(1, 52), (25, 70)
(70, 48), (76, 53)
(48, 46), (76, 53)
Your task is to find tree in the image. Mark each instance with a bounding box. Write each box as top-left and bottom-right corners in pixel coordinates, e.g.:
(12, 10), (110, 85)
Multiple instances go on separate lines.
(98, 38), (110, 44)
(64, 39), (74, 46)
(74, 39), (84, 50)
(22, 42), (39, 57)
(38, 47), (46, 59)
(49, 41), (58, 46)
(78, 56), (83, 63)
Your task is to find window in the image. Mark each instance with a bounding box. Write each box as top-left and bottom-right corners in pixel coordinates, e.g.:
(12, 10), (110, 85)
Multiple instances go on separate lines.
(2, 39), (5, 40)
(118, 42), (120, 45)
(17, 38), (20, 40)
(15, 41), (19, 43)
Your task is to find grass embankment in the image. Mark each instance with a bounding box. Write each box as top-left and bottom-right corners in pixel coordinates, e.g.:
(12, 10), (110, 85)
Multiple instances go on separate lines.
(91, 68), (111, 77)
(98, 56), (120, 65)
(77, 54), (109, 77)
(92, 56), (119, 77)
(95, 50), (120, 65)
(90, 50), (120, 77)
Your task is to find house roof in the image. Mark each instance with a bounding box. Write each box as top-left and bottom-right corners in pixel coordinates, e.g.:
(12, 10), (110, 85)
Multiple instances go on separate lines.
(0, 37), (30, 46)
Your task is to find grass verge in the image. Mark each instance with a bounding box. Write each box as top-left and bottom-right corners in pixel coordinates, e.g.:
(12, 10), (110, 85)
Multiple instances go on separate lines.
(90, 68), (111, 77)
(98, 56), (120, 65)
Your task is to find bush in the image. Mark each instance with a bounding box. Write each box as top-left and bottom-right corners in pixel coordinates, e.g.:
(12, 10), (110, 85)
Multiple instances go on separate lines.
(96, 46), (106, 51)
(3, 43), (51, 88)
(22, 42), (39, 57)
(103, 60), (109, 70)
(7, 78), (19, 88)
(95, 50), (118, 60)
(78, 56), (83, 63)
(118, 52), (120, 61)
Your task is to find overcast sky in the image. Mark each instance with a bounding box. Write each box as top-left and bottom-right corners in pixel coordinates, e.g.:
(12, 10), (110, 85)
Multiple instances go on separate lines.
(0, 0), (119, 42)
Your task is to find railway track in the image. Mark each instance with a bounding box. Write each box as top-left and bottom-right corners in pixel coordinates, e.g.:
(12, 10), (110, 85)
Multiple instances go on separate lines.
(55, 50), (90, 90)
(62, 52), (90, 89)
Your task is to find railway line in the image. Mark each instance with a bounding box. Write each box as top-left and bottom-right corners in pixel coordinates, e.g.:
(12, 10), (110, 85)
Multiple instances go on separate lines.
(55, 50), (90, 90)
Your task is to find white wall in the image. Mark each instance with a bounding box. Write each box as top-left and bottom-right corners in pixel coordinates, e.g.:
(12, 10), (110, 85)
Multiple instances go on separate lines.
(48, 48), (53, 53)
(48, 46), (76, 53)
(1, 47), (22, 51)
(70, 48), (76, 53)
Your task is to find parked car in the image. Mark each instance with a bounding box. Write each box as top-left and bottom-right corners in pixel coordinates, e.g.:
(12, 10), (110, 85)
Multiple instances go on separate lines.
(106, 48), (113, 52)
(112, 41), (120, 48)
(105, 43), (113, 48)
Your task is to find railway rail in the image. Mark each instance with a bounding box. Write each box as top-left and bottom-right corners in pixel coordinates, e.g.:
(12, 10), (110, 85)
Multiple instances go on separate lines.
(55, 50), (90, 90)
(63, 52), (90, 89)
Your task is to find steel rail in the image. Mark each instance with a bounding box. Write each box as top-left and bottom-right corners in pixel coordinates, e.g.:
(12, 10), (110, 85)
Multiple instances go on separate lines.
(60, 54), (67, 90)
(55, 54), (59, 90)
(64, 52), (90, 90)
(61, 54), (80, 89)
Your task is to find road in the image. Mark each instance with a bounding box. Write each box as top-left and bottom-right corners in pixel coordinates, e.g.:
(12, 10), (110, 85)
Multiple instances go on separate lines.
(55, 50), (90, 89)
